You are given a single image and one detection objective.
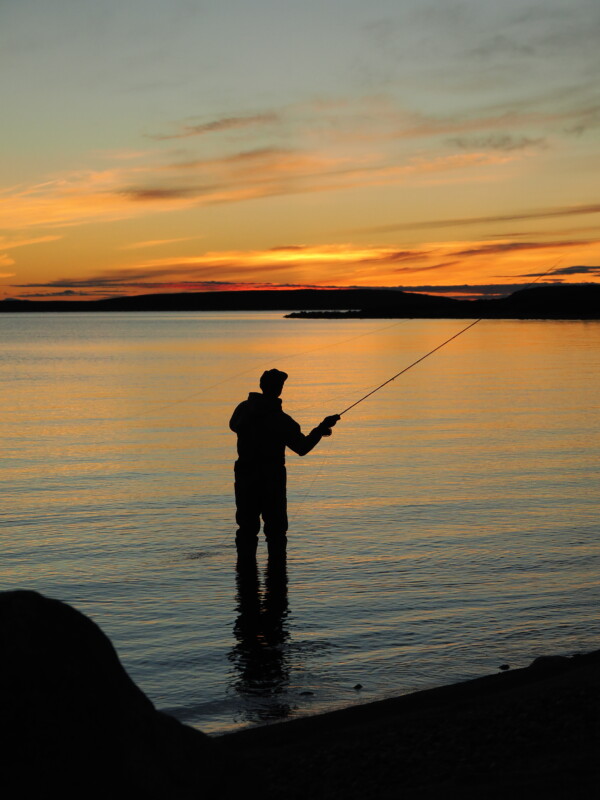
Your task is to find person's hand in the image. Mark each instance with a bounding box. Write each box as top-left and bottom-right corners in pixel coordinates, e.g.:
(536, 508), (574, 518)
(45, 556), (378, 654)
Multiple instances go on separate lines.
(319, 414), (341, 436)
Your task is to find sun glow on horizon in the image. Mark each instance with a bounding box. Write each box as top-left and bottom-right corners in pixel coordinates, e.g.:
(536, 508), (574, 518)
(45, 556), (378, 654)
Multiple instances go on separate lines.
(1, 1), (599, 301)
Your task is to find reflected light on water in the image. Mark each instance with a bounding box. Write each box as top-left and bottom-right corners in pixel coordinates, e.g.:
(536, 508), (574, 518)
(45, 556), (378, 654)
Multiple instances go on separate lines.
(1, 312), (599, 733)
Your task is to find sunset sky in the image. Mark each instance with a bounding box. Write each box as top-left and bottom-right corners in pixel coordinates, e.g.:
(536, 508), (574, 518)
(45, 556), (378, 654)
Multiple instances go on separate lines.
(2, 0), (599, 300)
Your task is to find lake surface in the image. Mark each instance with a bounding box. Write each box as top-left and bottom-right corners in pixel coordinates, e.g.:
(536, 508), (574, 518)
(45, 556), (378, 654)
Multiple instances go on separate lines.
(1, 311), (599, 734)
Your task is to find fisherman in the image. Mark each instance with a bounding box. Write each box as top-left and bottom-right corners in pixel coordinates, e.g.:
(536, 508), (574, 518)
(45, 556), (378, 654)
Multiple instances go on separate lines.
(230, 369), (340, 559)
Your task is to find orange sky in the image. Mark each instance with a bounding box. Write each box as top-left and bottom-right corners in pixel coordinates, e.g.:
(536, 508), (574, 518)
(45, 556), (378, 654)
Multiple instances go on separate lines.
(2, 1), (599, 300)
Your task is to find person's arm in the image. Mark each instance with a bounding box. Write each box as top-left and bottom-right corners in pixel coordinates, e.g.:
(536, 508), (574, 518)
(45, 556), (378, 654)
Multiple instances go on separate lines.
(285, 415), (340, 456)
(229, 402), (250, 433)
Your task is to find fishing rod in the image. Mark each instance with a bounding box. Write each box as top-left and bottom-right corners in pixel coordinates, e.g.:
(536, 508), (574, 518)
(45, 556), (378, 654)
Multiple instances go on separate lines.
(337, 261), (562, 417)
(338, 317), (481, 416)
(122, 261), (560, 424)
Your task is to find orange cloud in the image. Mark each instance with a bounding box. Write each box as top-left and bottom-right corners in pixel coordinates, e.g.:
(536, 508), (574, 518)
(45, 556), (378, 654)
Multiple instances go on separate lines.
(364, 202), (600, 234)
(121, 237), (198, 250)
(149, 112), (279, 141)
(0, 142), (520, 234)
(13, 239), (600, 299)
(0, 234), (62, 249)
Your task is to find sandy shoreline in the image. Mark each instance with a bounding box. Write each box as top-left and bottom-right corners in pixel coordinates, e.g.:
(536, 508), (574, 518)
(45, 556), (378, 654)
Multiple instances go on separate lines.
(219, 650), (599, 798)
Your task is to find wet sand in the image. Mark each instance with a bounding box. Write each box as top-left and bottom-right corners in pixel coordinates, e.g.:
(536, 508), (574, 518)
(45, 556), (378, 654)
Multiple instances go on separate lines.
(220, 650), (599, 798)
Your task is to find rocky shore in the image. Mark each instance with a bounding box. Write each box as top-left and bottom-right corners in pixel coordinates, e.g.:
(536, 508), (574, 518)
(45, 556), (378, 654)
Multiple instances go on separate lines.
(3, 590), (597, 798)
(222, 650), (600, 798)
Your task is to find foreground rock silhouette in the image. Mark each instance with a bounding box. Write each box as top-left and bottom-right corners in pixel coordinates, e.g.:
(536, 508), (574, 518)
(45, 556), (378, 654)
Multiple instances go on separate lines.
(3, 590), (598, 798)
(1, 590), (238, 799)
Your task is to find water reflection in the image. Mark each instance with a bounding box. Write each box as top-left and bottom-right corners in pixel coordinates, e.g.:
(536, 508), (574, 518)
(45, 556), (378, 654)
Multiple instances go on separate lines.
(229, 555), (291, 724)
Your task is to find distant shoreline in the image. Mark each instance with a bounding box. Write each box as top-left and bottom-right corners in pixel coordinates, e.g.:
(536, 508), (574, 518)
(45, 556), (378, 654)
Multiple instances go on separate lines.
(1, 284), (599, 319)
(285, 308), (600, 320)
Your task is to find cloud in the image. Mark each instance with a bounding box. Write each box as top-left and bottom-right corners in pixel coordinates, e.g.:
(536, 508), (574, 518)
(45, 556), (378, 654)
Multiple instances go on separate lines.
(17, 289), (100, 297)
(403, 283), (549, 297)
(9, 234), (599, 301)
(481, 225), (600, 239)
(97, 149), (152, 161)
(0, 235), (61, 276)
(393, 260), (461, 274)
(165, 146), (291, 170)
(453, 240), (596, 257)
(2, 140), (517, 234)
(5, 92), (564, 238)
(119, 149), (515, 209)
(13, 278), (595, 302)
(365, 202), (600, 233)
(121, 237), (198, 250)
(149, 112), (279, 141)
(523, 264), (600, 277)
(11, 244), (443, 290)
(5, 239), (534, 294)
(268, 244), (309, 252)
(2, 84), (597, 242)
(122, 187), (206, 202)
(0, 234), (62, 249)
(12, 277), (359, 294)
(447, 134), (546, 151)
(392, 108), (583, 140)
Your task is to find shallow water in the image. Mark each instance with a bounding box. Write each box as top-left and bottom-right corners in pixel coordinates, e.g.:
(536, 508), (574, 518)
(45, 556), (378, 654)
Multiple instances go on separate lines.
(1, 311), (599, 733)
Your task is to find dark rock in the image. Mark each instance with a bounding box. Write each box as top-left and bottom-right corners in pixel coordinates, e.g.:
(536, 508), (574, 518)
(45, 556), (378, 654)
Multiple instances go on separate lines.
(353, 684), (363, 690)
(300, 691), (315, 696)
(528, 655), (571, 672)
(499, 664), (510, 671)
(0, 590), (241, 799)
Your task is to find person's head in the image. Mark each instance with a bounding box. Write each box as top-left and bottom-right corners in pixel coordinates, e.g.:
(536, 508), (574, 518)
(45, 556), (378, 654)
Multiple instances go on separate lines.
(259, 369), (288, 397)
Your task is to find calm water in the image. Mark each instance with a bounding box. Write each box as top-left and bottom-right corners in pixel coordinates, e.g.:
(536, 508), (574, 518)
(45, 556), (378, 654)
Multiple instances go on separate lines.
(1, 311), (599, 734)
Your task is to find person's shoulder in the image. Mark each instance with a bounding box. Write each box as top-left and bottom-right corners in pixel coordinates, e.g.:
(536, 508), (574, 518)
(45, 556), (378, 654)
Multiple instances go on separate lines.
(231, 399), (248, 415)
(281, 410), (300, 429)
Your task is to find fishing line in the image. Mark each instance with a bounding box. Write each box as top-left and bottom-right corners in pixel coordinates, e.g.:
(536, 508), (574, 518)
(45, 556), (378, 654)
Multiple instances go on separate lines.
(338, 260), (562, 417)
(338, 318), (481, 416)
(120, 318), (410, 424)
(287, 260), (567, 537)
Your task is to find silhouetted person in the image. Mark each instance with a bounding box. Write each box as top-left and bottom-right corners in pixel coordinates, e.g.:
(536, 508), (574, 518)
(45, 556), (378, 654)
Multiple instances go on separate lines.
(230, 369), (339, 558)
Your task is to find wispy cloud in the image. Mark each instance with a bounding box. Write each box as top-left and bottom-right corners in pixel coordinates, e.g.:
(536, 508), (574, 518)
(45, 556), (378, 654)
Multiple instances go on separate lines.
(13, 276), (597, 302)
(12, 239), (599, 298)
(1, 145), (517, 233)
(149, 112), (279, 141)
(365, 202), (600, 234)
(12, 244), (445, 290)
(524, 264), (600, 277)
(121, 237), (198, 250)
(119, 149), (515, 210)
(0, 234), (62, 249)
(453, 240), (596, 256)
(402, 283), (562, 298)
(447, 134), (546, 151)
(123, 186), (205, 202)
(16, 280), (353, 296)
(391, 106), (594, 140)
(17, 289), (99, 298)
